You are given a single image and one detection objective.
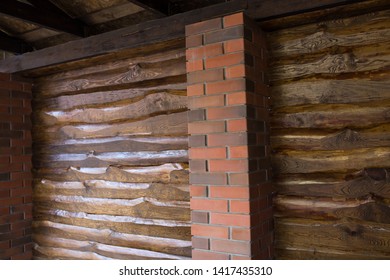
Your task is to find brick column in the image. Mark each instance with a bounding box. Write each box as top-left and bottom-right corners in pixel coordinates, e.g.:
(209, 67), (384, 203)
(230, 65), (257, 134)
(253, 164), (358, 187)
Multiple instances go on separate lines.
(0, 73), (33, 260)
(186, 12), (274, 260)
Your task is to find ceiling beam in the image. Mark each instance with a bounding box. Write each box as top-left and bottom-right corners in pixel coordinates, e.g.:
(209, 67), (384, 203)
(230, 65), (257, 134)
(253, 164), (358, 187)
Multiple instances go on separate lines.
(26, 0), (71, 17)
(0, 31), (33, 54)
(0, 0), (383, 73)
(0, 0), (85, 37)
(129, 0), (172, 16)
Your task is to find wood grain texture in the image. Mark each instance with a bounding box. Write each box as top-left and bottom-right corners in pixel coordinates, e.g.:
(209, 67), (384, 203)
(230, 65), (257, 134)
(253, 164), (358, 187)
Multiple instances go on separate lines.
(269, 8), (390, 259)
(32, 40), (190, 259)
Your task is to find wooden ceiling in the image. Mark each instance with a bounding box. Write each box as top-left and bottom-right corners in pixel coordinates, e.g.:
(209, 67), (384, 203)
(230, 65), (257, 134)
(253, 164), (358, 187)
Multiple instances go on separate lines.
(0, 0), (227, 54)
(0, 0), (388, 59)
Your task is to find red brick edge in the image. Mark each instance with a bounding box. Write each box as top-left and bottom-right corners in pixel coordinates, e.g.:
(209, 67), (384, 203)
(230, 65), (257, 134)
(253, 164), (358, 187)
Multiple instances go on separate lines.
(186, 12), (274, 260)
(0, 73), (33, 260)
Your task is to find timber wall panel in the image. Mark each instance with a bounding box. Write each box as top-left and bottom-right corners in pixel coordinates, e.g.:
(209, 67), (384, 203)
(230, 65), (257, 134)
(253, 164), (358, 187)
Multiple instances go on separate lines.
(268, 9), (390, 259)
(31, 40), (191, 260)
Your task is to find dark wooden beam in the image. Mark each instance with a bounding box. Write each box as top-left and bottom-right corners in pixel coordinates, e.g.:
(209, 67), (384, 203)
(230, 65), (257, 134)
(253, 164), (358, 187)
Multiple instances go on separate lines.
(26, 0), (71, 18)
(0, 0), (85, 37)
(129, 0), (172, 16)
(0, 0), (383, 73)
(0, 31), (33, 54)
(246, 0), (367, 20)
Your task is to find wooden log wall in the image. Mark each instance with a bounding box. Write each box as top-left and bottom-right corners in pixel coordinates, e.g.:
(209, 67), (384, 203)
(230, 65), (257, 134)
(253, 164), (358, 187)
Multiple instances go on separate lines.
(31, 40), (191, 259)
(267, 9), (390, 259)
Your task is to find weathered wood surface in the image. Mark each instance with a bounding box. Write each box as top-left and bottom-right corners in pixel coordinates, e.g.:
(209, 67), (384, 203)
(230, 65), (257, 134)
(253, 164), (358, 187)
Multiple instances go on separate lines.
(32, 41), (190, 259)
(275, 218), (390, 259)
(269, 9), (390, 259)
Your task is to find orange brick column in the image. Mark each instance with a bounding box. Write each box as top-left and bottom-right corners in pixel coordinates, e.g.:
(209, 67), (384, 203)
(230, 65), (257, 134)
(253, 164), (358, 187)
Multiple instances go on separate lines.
(0, 73), (33, 260)
(186, 12), (273, 260)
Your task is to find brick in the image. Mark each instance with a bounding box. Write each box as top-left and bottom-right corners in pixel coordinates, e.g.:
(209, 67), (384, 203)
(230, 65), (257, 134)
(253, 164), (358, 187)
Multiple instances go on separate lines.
(192, 237), (209, 250)
(190, 185), (208, 197)
(232, 227), (252, 241)
(224, 13), (244, 28)
(11, 251), (33, 260)
(188, 109), (205, 122)
(204, 25), (243, 45)
(192, 249), (229, 260)
(190, 173), (227, 185)
(0, 73), (11, 81)
(0, 224), (10, 233)
(188, 68), (224, 84)
(189, 135), (206, 147)
(187, 83), (204, 97)
(208, 159), (248, 172)
(0, 245), (23, 258)
(11, 188), (32, 197)
(205, 52), (244, 69)
(0, 180), (24, 189)
(186, 34), (203, 48)
(186, 18), (222, 36)
(225, 64), (246, 79)
(206, 79), (246, 95)
(211, 239), (251, 255)
(10, 219), (32, 231)
(191, 224), (229, 239)
(207, 132), (248, 147)
(0, 241), (10, 250)
(189, 160), (207, 173)
(186, 59), (203, 72)
(209, 186), (250, 199)
(226, 119), (247, 132)
(0, 197), (23, 206)
(0, 81), (23, 91)
(11, 236), (32, 247)
(10, 172), (32, 180)
(191, 198), (228, 212)
(229, 146), (248, 158)
(187, 43), (223, 60)
(189, 147), (226, 159)
(207, 106), (247, 120)
(191, 211), (209, 223)
(210, 213), (251, 227)
(230, 200), (252, 213)
(229, 170), (267, 185)
(188, 121), (225, 134)
(189, 95), (224, 109)
(0, 189), (10, 198)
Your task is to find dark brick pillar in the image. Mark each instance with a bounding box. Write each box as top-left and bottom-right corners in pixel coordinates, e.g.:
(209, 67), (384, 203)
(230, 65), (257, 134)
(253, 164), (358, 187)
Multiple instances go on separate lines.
(186, 13), (274, 260)
(0, 73), (33, 260)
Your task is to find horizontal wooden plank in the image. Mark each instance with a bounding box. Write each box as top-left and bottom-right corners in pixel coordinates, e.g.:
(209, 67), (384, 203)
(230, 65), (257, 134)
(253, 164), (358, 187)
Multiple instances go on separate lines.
(271, 147), (390, 174)
(36, 111), (189, 140)
(35, 136), (188, 154)
(34, 57), (186, 96)
(33, 220), (191, 257)
(33, 235), (188, 260)
(34, 179), (189, 201)
(36, 85), (186, 111)
(275, 217), (390, 259)
(275, 195), (390, 223)
(34, 208), (191, 240)
(270, 78), (390, 108)
(270, 43), (390, 81)
(271, 125), (390, 151)
(35, 163), (189, 184)
(34, 194), (190, 221)
(38, 92), (187, 125)
(34, 150), (188, 168)
(268, 9), (390, 57)
(275, 168), (390, 199)
(271, 100), (390, 129)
